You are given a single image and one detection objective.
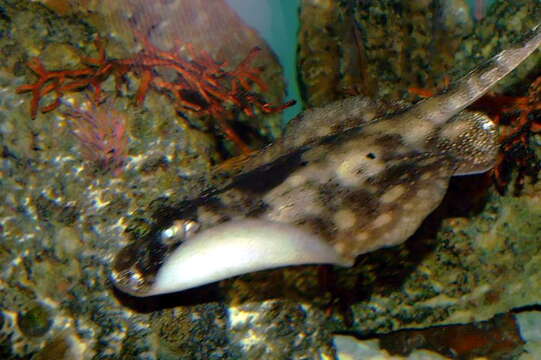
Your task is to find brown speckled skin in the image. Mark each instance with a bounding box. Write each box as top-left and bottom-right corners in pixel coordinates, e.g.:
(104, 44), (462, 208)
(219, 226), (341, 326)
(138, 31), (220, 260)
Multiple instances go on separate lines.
(227, 109), (494, 261)
(113, 24), (541, 293)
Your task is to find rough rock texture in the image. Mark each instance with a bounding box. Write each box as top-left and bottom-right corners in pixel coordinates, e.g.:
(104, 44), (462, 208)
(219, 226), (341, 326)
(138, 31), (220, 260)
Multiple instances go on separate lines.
(0, 0), (288, 359)
(296, 0), (541, 355)
(299, 0), (541, 105)
(1, 0), (541, 359)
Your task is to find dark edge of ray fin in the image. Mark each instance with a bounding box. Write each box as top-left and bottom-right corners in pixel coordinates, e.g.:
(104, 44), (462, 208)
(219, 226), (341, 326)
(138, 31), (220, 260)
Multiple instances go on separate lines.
(411, 22), (541, 125)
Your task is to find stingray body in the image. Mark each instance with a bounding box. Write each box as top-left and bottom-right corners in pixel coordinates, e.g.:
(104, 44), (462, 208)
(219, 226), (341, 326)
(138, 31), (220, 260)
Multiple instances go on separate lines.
(112, 24), (541, 297)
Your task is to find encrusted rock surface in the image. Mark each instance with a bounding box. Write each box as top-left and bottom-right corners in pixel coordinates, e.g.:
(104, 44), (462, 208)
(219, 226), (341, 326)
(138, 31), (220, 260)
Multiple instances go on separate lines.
(1, 0), (541, 359)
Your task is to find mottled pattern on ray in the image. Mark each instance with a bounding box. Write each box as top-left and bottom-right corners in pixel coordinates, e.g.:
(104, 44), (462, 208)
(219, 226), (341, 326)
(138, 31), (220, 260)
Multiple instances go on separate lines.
(259, 120), (457, 261)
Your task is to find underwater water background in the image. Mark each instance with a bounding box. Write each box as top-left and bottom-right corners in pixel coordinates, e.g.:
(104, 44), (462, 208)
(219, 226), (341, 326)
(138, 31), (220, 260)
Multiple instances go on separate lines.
(0, 0), (540, 359)
(225, 0), (302, 123)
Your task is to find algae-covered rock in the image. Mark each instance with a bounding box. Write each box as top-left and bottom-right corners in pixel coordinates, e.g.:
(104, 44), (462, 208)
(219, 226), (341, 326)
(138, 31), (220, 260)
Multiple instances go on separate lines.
(1, 0), (541, 359)
(0, 0), (287, 358)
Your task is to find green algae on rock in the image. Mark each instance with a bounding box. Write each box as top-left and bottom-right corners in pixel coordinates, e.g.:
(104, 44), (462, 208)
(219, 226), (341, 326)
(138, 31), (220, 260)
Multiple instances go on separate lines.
(1, 0), (541, 359)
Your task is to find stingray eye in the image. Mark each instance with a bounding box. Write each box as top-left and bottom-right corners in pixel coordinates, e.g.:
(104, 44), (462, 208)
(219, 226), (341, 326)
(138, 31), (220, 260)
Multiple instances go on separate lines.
(160, 219), (200, 246)
(366, 152), (377, 159)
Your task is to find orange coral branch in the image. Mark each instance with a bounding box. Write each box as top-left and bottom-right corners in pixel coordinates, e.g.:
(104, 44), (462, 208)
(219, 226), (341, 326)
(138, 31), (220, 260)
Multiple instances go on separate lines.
(17, 35), (295, 153)
(473, 81), (541, 194)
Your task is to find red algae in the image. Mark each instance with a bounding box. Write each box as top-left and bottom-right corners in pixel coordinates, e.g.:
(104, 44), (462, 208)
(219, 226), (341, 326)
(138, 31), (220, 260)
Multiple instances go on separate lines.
(16, 35), (293, 153)
(63, 98), (128, 176)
